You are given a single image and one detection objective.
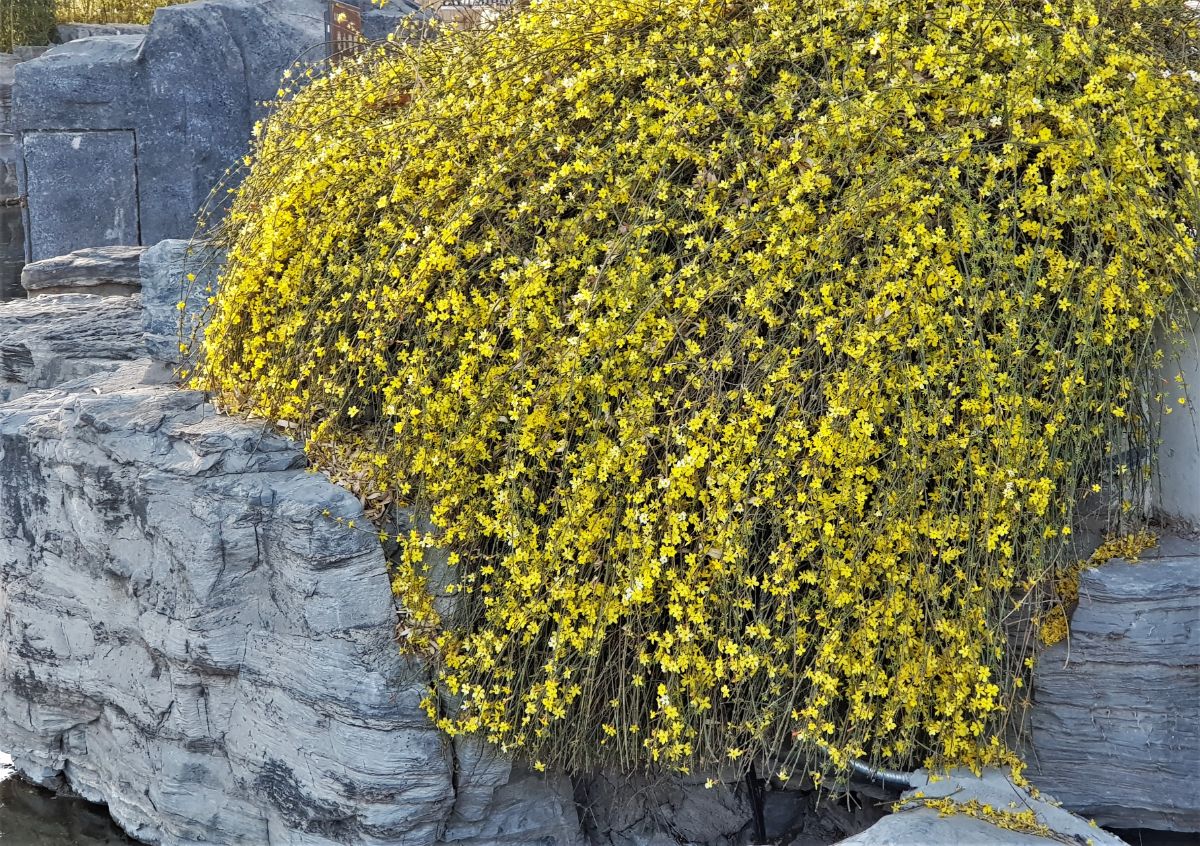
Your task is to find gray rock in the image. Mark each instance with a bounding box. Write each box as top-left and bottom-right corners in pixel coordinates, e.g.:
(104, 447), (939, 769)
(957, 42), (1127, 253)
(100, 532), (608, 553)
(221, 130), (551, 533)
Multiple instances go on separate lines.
(21, 245), (145, 295)
(0, 365), (453, 845)
(577, 772), (752, 846)
(0, 132), (22, 301)
(22, 126), (141, 260)
(0, 293), (146, 402)
(13, 0), (339, 260)
(442, 760), (583, 845)
(837, 769), (1128, 846)
(1029, 548), (1200, 832)
(0, 295), (586, 844)
(53, 23), (149, 43)
(14, 36), (144, 138)
(1153, 313), (1200, 531)
(139, 238), (222, 365)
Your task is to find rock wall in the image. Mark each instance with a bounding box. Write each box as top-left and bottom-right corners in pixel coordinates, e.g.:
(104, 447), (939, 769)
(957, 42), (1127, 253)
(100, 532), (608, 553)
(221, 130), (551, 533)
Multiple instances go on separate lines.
(1029, 541), (1200, 832)
(12, 0), (334, 261)
(0, 290), (582, 845)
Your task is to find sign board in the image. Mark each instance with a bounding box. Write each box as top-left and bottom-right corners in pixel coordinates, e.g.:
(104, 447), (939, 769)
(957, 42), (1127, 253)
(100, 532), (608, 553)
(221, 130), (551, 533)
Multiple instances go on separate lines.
(327, 1), (363, 61)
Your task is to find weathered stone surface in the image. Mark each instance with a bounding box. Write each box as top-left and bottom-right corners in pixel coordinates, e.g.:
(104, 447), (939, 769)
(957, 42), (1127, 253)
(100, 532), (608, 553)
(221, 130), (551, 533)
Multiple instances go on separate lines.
(53, 23), (149, 43)
(0, 367), (451, 844)
(577, 772), (753, 846)
(0, 131), (22, 301)
(21, 245), (144, 296)
(1029, 548), (1200, 833)
(0, 291), (586, 845)
(1154, 314), (1200, 531)
(12, 0), (341, 260)
(140, 238), (221, 364)
(0, 293), (145, 403)
(1, 53), (25, 302)
(22, 127), (141, 259)
(14, 36), (144, 134)
(837, 769), (1127, 846)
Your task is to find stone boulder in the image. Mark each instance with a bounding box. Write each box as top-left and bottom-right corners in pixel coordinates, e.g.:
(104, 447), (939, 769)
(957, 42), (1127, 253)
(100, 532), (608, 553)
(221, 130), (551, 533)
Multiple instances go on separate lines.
(21, 245), (145, 296)
(838, 769), (1127, 845)
(12, 0), (344, 260)
(1029, 543), (1200, 832)
(139, 238), (222, 365)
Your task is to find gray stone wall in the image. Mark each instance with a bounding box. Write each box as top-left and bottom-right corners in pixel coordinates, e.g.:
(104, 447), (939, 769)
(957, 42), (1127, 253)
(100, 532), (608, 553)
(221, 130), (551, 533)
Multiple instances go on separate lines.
(12, 0), (330, 261)
(1029, 542), (1200, 832)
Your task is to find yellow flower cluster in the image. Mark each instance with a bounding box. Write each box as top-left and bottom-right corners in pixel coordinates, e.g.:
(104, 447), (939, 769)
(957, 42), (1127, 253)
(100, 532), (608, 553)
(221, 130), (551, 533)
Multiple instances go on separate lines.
(197, 0), (1200, 778)
(907, 796), (1063, 842)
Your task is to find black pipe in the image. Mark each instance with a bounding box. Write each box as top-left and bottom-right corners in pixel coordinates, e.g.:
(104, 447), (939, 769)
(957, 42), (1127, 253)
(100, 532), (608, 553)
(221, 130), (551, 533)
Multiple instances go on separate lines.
(847, 757), (915, 792)
(745, 762), (767, 842)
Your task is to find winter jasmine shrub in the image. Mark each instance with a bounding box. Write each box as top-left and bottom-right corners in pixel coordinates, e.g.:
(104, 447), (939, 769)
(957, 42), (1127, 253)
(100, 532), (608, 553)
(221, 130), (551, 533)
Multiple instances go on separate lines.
(197, 0), (1199, 780)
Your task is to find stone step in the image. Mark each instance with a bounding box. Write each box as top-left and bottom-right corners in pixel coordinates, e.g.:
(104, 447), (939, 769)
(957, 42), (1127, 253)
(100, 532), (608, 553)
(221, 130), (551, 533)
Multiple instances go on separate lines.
(21, 244), (145, 297)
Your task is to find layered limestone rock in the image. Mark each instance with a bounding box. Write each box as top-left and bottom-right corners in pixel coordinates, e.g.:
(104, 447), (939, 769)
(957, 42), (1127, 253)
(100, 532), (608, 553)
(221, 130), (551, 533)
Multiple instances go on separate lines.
(0, 293), (145, 403)
(1029, 541), (1200, 832)
(0, 291), (582, 846)
(21, 246), (145, 297)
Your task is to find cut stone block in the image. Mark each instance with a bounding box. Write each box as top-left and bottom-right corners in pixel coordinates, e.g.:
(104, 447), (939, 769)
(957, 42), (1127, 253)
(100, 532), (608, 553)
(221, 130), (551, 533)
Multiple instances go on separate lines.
(22, 130), (139, 260)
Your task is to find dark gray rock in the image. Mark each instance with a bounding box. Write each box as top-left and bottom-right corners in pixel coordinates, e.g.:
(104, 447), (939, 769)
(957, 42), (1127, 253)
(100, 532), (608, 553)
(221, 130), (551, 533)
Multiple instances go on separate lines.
(139, 238), (221, 365)
(577, 772), (752, 846)
(1029, 547), (1200, 832)
(22, 127), (141, 260)
(21, 245), (144, 295)
(13, 0), (338, 260)
(14, 36), (144, 135)
(0, 132), (21, 301)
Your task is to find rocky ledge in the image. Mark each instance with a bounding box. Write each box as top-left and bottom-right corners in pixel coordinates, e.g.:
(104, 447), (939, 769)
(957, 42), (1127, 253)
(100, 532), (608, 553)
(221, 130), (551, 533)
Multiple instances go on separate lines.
(20, 246), (145, 297)
(0, 352), (579, 845)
